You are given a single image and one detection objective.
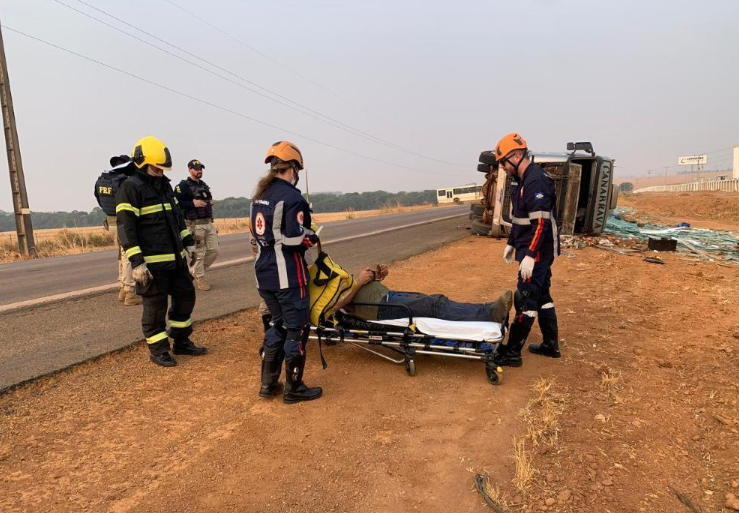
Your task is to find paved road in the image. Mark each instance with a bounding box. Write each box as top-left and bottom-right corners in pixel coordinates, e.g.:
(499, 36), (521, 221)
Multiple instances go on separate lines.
(0, 206), (467, 307)
(0, 211), (473, 392)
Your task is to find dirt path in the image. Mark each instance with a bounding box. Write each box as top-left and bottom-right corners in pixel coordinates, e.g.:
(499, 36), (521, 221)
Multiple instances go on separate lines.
(1, 237), (738, 512)
(619, 191), (739, 231)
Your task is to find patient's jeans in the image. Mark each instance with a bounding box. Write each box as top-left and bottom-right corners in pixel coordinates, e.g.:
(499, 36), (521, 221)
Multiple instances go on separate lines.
(378, 292), (493, 322)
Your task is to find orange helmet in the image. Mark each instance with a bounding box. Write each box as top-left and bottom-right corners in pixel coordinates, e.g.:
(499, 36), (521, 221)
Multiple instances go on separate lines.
(494, 133), (527, 161)
(264, 141), (304, 170)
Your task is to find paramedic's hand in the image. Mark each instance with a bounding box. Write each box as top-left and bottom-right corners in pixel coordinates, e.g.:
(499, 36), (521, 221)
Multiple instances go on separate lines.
(519, 256), (535, 281)
(503, 244), (515, 264)
(132, 263), (153, 286)
(356, 268), (375, 286)
(185, 245), (197, 266)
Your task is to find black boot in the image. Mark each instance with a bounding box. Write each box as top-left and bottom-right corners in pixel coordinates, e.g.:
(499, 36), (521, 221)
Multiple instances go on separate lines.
(529, 315), (561, 358)
(261, 314), (272, 333)
(150, 351), (177, 367)
(493, 322), (530, 367)
(173, 338), (208, 356)
(259, 351), (284, 398)
(284, 355), (322, 404)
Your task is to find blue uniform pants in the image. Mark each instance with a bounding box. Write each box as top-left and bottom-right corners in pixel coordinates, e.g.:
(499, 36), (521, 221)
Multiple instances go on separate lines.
(515, 258), (555, 329)
(259, 288), (310, 360)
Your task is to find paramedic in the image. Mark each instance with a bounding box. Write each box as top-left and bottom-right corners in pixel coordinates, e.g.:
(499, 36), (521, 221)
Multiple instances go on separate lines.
(251, 141), (321, 404)
(492, 133), (561, 367)
(116, 136), (207, 367)
(329, 264), (513, 324)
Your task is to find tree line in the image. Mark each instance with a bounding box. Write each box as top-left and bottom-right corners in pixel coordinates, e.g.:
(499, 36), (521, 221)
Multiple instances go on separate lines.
(0, 190), (438, 231)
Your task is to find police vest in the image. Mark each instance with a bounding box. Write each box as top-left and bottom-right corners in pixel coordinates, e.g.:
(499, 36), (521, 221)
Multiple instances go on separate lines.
(184, 180), (213, 220)
(95, 171), (129, 216)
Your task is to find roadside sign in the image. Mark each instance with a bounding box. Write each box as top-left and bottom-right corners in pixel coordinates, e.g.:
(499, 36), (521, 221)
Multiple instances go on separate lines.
(678, 155), (707, 166)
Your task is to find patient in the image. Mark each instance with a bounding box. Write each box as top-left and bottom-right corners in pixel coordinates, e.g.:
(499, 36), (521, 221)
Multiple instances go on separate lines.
(330, 264), (512, 324)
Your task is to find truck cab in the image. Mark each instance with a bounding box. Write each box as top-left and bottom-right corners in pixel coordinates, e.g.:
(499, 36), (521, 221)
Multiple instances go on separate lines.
(477, 142), (617, 237)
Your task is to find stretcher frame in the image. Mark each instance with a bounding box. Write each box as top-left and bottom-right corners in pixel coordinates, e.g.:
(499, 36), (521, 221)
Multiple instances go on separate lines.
(308, 301), (507, 387)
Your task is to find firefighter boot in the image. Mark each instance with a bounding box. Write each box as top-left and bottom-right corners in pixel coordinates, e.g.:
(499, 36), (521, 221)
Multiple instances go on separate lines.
(490, 290), (513, 324)
(492, 322), (530, 368)
(259, 353), (284, 398)
(284, 355), (322, 404)
(529, 315), (561, 358)
(173, 338), (208, 356)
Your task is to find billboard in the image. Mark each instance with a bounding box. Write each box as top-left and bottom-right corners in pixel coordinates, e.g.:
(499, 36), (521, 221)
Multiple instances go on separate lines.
(678, 155), (707, 166)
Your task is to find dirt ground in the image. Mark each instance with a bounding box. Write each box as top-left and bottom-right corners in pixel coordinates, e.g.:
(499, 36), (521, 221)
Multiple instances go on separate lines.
(619, 191), (739, 231)
(2, 201), (739, 512)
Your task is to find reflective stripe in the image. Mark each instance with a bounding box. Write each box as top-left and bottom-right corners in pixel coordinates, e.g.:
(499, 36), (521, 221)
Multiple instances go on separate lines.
(523, 310), (537, 318)
(282, 233), (306, 245)
(272, 201), (289, 288)
(146, 332), (168, 344)
(169, 318), (192, 329)
(143, 253), (176, 264)
(125, 246), (142, 258)
(511, 215), (530, 226)
(116, 203), (140, 216)
(541, 302), (555, 309)
(528, 211), (551, 220)
(140, 203), (173, 216)
(173, 197), (179, 204)
(551, 209), (560, 258)
(180, 229), (191, 240)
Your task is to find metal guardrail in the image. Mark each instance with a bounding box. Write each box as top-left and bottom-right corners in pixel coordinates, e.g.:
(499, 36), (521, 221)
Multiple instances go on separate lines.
(634, 178), (739, 193)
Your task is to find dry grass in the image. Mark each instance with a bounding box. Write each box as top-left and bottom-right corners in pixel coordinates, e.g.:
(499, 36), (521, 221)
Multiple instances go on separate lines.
(522, 377), (568, 447)
(512, 438), (537, 496)
(599, 366), (623, 402)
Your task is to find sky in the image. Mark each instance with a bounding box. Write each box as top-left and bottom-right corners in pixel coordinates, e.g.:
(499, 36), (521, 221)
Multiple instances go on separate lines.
(0, 0), (737, 212)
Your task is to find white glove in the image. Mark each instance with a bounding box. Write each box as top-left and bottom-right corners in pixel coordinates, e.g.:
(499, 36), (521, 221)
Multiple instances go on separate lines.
(503, 245), (515, 264)
(519, 256), (535, 281)
(132, 263), (153, 286)
(185, 245), (197, 265)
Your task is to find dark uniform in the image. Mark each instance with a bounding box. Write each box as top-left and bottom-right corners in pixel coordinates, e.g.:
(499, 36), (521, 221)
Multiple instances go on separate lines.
(499, 162), (560, 363)
(116, 164), (197, 357)
(174, 177), (219, 281)
(175, 177), (214, 219)
(251, 178), (318, 401)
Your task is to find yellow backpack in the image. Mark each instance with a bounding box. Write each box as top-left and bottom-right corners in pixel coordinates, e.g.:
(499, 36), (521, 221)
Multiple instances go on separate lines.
(308, 250), (356, 326)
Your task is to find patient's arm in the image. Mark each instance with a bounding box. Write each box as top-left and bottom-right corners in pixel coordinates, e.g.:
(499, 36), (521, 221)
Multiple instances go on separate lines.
(327, 268), (374, 316)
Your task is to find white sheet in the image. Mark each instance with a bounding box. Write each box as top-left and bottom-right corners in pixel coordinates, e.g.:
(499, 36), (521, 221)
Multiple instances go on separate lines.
(369, 317), (503, 343)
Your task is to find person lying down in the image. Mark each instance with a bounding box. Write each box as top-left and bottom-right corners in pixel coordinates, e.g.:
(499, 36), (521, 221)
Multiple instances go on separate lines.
(328, 264), (512, 324)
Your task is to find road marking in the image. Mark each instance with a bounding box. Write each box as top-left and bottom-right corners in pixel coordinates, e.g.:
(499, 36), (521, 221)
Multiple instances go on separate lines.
(0, 212), (467, 314)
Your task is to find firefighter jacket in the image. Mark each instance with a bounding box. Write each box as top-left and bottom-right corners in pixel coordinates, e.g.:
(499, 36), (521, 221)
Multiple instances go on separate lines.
(174, 178), (214, 220)
(115, 165), (195, 271)
(507, 162), (561, 262)
(250, 178), (316, 291)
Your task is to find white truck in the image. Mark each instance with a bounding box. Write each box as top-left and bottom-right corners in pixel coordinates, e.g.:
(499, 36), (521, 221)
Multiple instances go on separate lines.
(471, 142), (618, 237)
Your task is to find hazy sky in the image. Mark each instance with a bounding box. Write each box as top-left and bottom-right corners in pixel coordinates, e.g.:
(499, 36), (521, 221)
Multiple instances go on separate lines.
(1, 0), (737, 211)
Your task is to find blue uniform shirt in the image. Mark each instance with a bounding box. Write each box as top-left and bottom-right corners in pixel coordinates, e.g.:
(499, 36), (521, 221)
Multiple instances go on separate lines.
(507, 162), (560, 262)
(251, 178), (315, 291)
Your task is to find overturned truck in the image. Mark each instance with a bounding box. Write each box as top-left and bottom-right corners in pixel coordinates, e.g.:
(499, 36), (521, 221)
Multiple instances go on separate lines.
(470, 142), (618, 237)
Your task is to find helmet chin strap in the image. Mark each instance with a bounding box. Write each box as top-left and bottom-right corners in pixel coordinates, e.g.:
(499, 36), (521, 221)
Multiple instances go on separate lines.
(292, 167), (300, 187)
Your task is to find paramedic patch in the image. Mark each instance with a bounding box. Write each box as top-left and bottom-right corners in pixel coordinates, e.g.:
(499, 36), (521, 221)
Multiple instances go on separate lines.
(535, 192), (544, 200)
(255, 212), (266, 235)
(297, 211), (304, 224)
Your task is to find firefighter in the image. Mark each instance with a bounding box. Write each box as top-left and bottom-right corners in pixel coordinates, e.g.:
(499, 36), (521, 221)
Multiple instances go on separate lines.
(492, 133), (561, 367)
(94, 154), (141, 306)
(174, 159), (219, 291)
(251, 141), (321, 404)
(116, 136), (207, 367)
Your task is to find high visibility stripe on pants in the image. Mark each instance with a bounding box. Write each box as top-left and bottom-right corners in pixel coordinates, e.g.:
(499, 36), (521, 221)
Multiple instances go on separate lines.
(146, 331), (168, 344)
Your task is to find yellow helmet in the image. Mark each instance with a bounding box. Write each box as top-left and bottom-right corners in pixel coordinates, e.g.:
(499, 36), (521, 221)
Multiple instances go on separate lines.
(131, 136), (172, 170)
(264, 140), (304, 170)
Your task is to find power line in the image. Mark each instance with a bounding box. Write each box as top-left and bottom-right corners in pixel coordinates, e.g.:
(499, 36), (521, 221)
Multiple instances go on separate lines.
(3, 25), (469, 178)
(54, 0), (467, 168)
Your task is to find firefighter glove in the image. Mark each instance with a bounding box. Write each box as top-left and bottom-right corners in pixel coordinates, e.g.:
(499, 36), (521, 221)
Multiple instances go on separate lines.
(519, 256), (535, 281)
(503, 244), (515, 264)
(132, 263), (153, 286)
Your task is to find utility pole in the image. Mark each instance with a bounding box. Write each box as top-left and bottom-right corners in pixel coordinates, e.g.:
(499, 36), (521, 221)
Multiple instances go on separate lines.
(0, 19), (36, 256)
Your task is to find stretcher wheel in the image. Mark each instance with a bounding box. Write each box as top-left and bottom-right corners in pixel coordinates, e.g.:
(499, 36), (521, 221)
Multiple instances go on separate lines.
(405, 358), (416, 377)
(485, 365), (501, 386)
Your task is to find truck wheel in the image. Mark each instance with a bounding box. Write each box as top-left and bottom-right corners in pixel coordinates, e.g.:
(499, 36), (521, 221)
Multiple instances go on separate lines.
(469, 213), (482, 221)
(471, 219), (492, 236)
(470, 204), (485, 216)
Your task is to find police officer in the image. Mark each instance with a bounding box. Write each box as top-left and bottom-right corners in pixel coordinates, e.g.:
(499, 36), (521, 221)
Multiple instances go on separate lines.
(251, 141), (321, 404)
(94, 155), (141, 306)
(175, 159), (219, 291)
(493, 133), (561, 367)
(116, 136), (207, 367)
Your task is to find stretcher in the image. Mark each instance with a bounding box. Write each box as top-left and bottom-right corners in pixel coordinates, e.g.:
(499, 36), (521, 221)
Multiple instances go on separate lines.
(308, 301), (507, 386)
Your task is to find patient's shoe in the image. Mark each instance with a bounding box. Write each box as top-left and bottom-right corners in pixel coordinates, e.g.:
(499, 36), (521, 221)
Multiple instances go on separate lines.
(490, 290), (513, 324)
